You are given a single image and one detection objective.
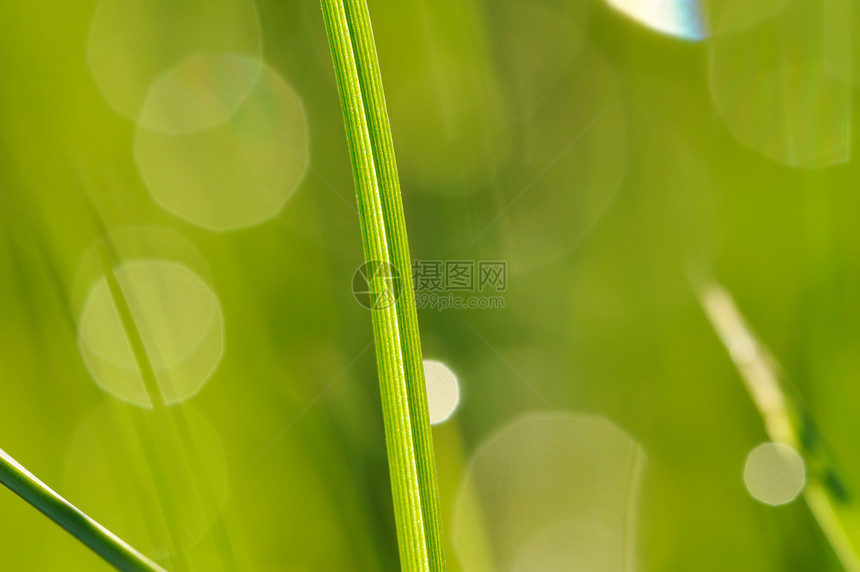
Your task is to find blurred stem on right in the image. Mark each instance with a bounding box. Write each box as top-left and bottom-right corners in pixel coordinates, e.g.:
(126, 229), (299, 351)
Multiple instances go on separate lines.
(698, 279), (860, 571)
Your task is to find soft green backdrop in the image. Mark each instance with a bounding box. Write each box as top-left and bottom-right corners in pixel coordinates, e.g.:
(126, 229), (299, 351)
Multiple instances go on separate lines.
(1, 0), (857, 569)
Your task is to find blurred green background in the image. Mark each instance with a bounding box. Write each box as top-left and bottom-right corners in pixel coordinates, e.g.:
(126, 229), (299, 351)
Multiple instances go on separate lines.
(1, 0), (859, 569)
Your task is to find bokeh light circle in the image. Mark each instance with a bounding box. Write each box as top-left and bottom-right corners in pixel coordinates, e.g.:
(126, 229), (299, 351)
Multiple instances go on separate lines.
(422, 359), (460, 425)
(743, 442), (805, 506)
(88, 0), (261, 132)
(78, 259), (224, 407)
(134, 59), (309, 231)
(709, 0), (853, 168)
(453, 412), (646, 570)
(138, 54), (262, 135)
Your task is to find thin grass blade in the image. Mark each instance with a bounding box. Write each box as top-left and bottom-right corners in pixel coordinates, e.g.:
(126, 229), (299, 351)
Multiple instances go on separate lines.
(1, 447), (165, 572)
(697, 280), (860, 571)
(319, 0), (446, 569)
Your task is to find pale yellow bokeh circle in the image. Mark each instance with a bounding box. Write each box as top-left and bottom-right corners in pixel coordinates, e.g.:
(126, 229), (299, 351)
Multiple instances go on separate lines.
(453, 413), (646, 570)
(134, 60), (309, 231)
(138, 54), (263, 135)
(423, 359), (460, 425)
(709, 0), (853, 168)
(744, 442), (805, 506)
(88, 0), (261, 132)
(78, 259), (223, 407)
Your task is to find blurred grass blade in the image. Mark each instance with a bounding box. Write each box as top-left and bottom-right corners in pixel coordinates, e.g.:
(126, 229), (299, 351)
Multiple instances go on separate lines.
(0, 447), (165, 572)
(696, 280), (860, 572)
(319, 0), (446, 570)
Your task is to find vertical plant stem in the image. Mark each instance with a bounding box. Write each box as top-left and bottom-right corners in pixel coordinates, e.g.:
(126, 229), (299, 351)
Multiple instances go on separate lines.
(319, 1), (446, 570)
(0, 448), (165, 572)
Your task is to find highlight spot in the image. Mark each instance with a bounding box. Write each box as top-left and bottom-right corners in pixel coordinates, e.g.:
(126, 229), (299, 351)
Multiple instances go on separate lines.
(709, 0), (853, 168)
(139, 54), (262, 135)
(88, 0), (261, 131)
(608, 0), (706, 40)
(744, 442), (805, 506)
(423, 359), (460, 425)
(78, 259), (223, 407)
(134, 61), (309, 231)
(453, 412), (646, 570)
(511, 520), (620, 572)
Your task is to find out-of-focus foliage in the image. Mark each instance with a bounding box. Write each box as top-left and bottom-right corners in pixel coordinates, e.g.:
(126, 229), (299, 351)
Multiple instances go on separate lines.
(1, 0), (858, 569)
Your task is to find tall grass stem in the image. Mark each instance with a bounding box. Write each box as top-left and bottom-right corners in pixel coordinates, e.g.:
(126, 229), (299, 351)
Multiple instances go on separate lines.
(319, 0), (446, 569)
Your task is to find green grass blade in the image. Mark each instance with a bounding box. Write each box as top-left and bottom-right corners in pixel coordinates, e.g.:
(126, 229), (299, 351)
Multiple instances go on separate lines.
(697, 280), (860, 571)
(341, 0), (446, 565)
(319, 0), (446, 570)
(0, 447), (165, 572)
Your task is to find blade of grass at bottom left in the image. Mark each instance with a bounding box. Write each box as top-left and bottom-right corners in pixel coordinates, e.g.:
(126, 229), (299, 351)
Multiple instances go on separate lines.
(1, 447), (165, 571)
